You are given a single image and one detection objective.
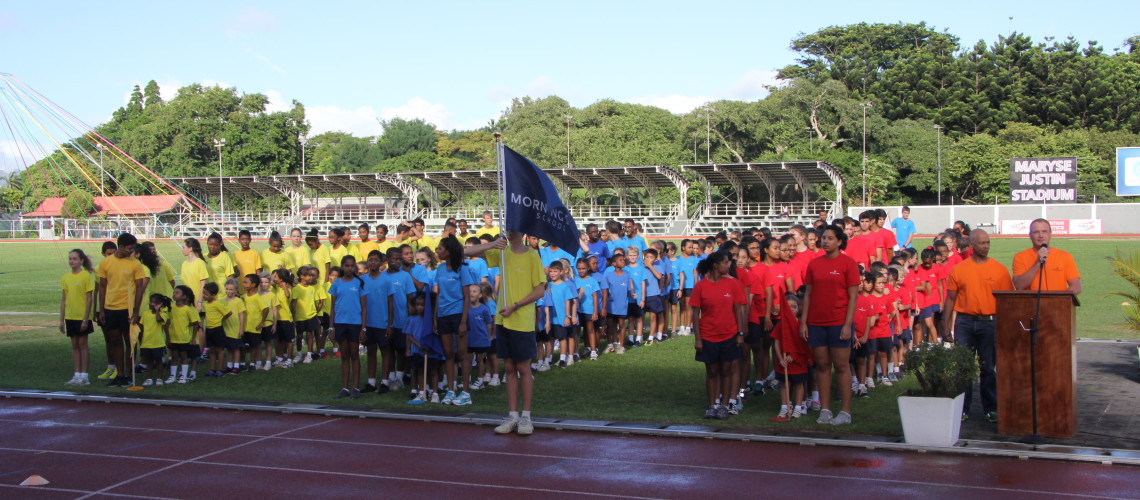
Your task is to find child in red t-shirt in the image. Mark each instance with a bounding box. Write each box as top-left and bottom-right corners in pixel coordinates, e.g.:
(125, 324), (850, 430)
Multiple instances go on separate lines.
(772, 293), (809, 419)
(852, 272), (878, 397)
(869, 273), (896, 388)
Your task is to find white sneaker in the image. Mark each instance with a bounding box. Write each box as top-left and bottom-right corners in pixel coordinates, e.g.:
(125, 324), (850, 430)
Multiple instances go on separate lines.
(566, 356), (574, 367)
(429, 391), (440, 404)
(187, 372), (197, 381)
(442, 390), (456, 405)
(816, 409), (834, 424)
(792, 406), (804, 419)
(494, 417), (518, 434)
(537, 361), (550, 372)
(177, 376), (187, 384)
(155, 379), (164, 387)
(488, 377), (500, 387)
(879, 377), (893, 387)
(589, 349), (598, 360)
(77, 377), (90, 386)
(303, 353), (313, 364)
(470, 379), (485, 390)
(390, 379), (404, 391)
(517, 415), (534, 435)
(142, 379), (154, 386)
(616, 345), (626, 355)
(64, 376), (79, 386)
(165, 375), (177, 384)
(604, 344), (616, 354)
(865, 377), (876, 389)
(831, 411), (852, 425)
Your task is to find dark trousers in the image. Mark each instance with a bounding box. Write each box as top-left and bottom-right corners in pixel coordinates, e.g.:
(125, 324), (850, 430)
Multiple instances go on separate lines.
(954, 316), (997, 414)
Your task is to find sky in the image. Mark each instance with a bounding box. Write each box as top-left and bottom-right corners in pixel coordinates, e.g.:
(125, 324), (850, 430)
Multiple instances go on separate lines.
(1, 0), (1138, 172)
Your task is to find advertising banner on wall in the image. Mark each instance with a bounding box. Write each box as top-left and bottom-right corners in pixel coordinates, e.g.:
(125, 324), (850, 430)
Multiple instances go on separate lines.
(1118, 147), (1140, 197)
(1010, 157), (1077, 203)
(999, 219), (1102, 235)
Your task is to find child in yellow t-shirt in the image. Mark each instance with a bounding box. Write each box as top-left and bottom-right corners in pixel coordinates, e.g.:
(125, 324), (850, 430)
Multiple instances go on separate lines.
(201, 282), (231, 377)
(139, 294), (171, 387)
(270, 268), (296, 369)
(166, 286), (201, 384)
(291, 266), (320, 364)
(61, 249), (96, 386)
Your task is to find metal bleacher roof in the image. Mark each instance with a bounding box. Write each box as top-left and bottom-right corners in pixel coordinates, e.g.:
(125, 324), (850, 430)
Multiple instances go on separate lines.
(168, 173), (422, 203)
(680, 161), (845, 206)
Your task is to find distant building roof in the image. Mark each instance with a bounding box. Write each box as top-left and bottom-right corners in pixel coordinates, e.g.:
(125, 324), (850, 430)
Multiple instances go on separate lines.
(23, 194), (184, 217)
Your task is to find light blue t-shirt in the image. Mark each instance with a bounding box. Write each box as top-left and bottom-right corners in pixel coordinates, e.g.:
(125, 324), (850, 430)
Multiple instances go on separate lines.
(411, 264), (435, 291)
(891, 217), (917, 249)
(626, 263), (646, 301)
(540, 246), (576, 269)
(676, 256), (699, 289)
(576, 276), (599, 315)
(361, 273), (389, 328)
(549, 281), (575, 326)
(466, 257), (489, 283)
(603, 269), (633, 315)
(381, 269), (415, 330)
(467, 302), (493, 348)
(434, 263), (478, 317)
(619, 235), (648, 254)
(669, 257), (682, 291)
(328, 276), (368, 325)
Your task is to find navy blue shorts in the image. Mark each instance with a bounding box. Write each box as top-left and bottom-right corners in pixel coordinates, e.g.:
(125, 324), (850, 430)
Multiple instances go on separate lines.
(495, 325), (536, 362)
(682, 288), (693, 298)
(242, 332), (262, 347)
(437, 313), (462, 337)
(168, 342), (190, 352)
(260, 325), (275, 343)
(65, 319), (94, 337)
(919, 304), (940, 319)
(275, 320), (295, 342)
(103, 309), (130, 332)
(871, 337), (892, 353)
(627, 302), (643, 318)
(186, 344), (201, 360)
(808, 324), (853, 349)
(744, 322), (766, 345)
(551, 324), (569, 340)
(536, 328), (551, 342)
(224, 337), (244, 350)
(205, 327), (226, 348)
(319, 314), (330, 330)
(334, 323), (361, 344)
(855, 337), (875, 357)
(467, 345), (493, 354)
(140, 347), (166, 361)
(643, 296), (664, 314)
(364, 326), (389, 347)
(665, 291), (679, 304)
(578, 312), (595, 327)
(295, 317), (320, 334)
(777, 371), (811, 385)
(897, 328), (913, 344)
(695, 337), (742, 364)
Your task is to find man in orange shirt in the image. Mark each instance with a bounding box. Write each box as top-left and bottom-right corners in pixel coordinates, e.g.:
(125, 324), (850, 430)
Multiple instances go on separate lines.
(944, 229), (1013, 423)
(1011, 219), (1081, 294)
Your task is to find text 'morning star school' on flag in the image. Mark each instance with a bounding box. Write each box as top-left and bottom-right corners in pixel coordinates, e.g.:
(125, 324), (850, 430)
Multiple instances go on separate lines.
(501, 145), (581, 252)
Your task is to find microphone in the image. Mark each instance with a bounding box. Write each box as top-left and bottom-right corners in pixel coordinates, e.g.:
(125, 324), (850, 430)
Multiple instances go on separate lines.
(1039, 243), (1048, 263)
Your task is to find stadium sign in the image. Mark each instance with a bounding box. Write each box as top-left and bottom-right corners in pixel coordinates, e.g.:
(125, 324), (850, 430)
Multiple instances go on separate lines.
(1117, 147), (1140, 197)
(1010, 157), (1077, 203)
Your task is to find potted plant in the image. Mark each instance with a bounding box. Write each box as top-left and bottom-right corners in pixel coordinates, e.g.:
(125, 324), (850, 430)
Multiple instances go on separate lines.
(898, 342), (979, 446)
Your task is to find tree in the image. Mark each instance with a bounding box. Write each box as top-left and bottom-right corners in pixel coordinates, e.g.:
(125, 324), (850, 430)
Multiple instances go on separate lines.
(377, 118), (437, 160)
(143, 80), (163, 110)
(62, 188), (95, 219)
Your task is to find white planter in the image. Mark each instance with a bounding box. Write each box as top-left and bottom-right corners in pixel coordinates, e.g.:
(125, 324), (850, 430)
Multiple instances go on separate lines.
(897, 392), (966, 447)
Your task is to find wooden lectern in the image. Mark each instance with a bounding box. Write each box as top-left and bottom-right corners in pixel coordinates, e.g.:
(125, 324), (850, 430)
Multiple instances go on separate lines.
(993, 290), (1078, 438)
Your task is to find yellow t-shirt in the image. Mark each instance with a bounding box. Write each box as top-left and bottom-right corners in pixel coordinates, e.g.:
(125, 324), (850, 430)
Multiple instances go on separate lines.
(168, 304), (198, 344)
(376, 240), (394, 255)
(139, 309), (167, 349)
(180, 258), (210, 299)
(96, 255), (146, 311)
(475, 226), (500, 238)
(358, 240), (380, 260)
(223, 297), (244, 339)
(145, 260), (176, 301)
(328, 244), (350, 268)
(203, 298), (228, 329)
(318, 281), (331, 315)
(285, 245), (312, 272)
(485, 248), (546, 332)
(262, 249), (294, 273)
(244, 293), (269, 333)
(207, 251), (237, 288)
(418, 236), (439, 252)
(293, 283), (317, 321)
(234, 249), (263, 278)
(276, 286), (294, 322)
(311, 245), (331, 283)
(61, 270), (96, 320)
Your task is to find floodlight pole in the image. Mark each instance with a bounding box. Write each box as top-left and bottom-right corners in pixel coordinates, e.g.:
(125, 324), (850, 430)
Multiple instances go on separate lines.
(565, 115), (572, 168)
(706, 105), (712, 164)
(300, 136), (307, 175)
(214, 138), (226, 220)
(935, 125), (943, 205)
(861, 102), (872, 206)
(96, 143), (105, 196)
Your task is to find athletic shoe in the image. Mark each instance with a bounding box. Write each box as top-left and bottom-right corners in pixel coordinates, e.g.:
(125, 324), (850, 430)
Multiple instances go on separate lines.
(517, 415), (534, 435)
(856, 384), (869, 397)
(178, 376), (188, 384)
(888, 372), (899, 383)
(615, 345), (626, 355)
(470, 379), (484, 390)
(961, 413), (969, 422)
(282, 359), (292, 369)
(77, 377), (90, 386)
(590, 350), (599, 361)
(831, 411), (852, 426)
(292, 353), (303, 363)
(430, 392), (440, 404)
(407, 393), (426, 405)
(494, 417), (519, 434)
(106, 377), (121, 387)
(97, 367), (116, 380)
(879, 377), (893, 387)
(350, 388), (361, 399)
(303, 353), (313, 364)
(226, 369), (238, 376)
(703, 406), (718, 419)
(566, 356), (575, 367)
(442, 391), (456, 405)
(603, 344), (615, 353)
(378, 383), (391, 394)
(644, 338), (655, 346)
(453, 391), (472, 406)
(715, 405), (729, 420)
(188, 372), (197, 381)
(810, 400), (822, 411)
(776, 406), (790, 419)
(865, 377), (876, 389)
(727, 401), (741, 415)
(263, 362), (273, 371)
(154, 379), (163, 387)
(390, 379), (404, 391)
(142, 378), (154, 387)
(557, 360), (567, 368)
(816, 409), (834, 424)
(334, 388), (350, 399)
(118, 376), (133, 387)
(537, 361), (550, 372)
(753, 382), (766, 395)
(792, 406), (804, 419)
(488, 377), (501, 387)
(64, 376), (80, 386)
(134, 364), (146, 374)
(985, 411), (998, 423)
(362, 383), (377, 393)
(737, 388), (748, 402)
(165, 375), (177, 384)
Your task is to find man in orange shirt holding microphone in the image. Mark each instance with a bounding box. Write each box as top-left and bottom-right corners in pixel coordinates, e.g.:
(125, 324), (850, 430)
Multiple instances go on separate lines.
(1012, 219), (1081, 294)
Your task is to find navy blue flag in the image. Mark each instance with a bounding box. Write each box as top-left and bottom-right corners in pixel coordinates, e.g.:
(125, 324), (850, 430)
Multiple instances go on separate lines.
(502, 145), (580, 252)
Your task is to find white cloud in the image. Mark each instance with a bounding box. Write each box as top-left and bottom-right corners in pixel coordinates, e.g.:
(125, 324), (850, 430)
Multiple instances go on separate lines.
(306, 104), (381, 137)
(725, 69), (781, 100)
(379, 98), (453, 130)
(263, 89), (291, 113)
(226, 8), (277, 38)
(631, 93), (713, 114)
(0, 139), (42, 172)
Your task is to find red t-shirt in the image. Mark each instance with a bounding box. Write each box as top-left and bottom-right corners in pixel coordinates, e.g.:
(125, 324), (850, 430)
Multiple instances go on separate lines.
(869, 294), (892, 339)
(915, 264), (941, 308)
(844, 235), (871, 269)
(763, 261), (790, 316)
(742, 264), (768, 323)
(790, 250), (816, 282)
(877, 228), (897, 262)
(690, 276), (746, 342)
(945, 252), (963, 269)
(805, 253), (861, 326)
(854, 294), (875, 338)
(771, 294), (809, 375)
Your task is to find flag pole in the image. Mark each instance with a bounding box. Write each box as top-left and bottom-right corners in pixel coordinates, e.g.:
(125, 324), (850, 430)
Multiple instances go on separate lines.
(494, 133), (509, 314)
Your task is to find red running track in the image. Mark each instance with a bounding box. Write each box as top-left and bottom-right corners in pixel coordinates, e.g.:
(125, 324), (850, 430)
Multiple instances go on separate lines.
(0, 399), (1134, 499)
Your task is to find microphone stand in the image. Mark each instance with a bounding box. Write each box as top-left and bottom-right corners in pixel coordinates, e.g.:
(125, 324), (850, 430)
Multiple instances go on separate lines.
(1024, 252), (1046, 445)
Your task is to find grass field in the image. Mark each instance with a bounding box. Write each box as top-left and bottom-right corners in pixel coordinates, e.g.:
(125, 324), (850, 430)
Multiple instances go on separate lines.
(0, 237), (1136, 436)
